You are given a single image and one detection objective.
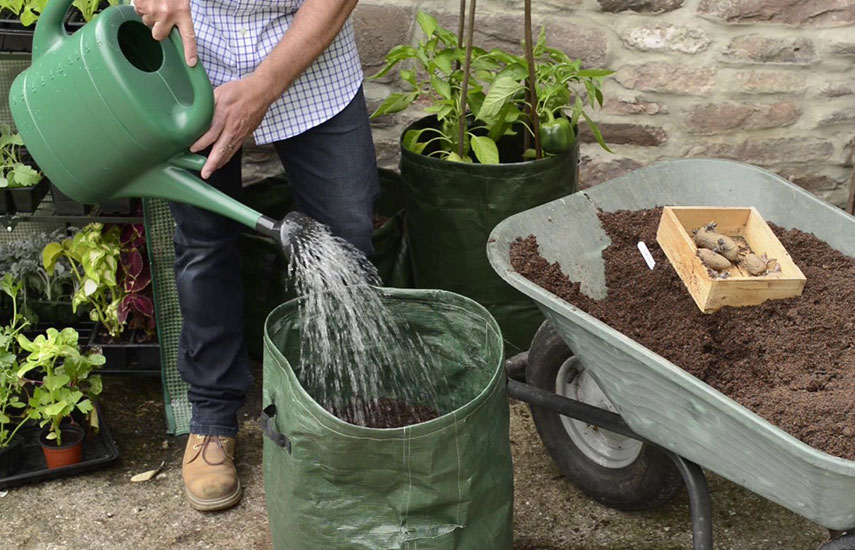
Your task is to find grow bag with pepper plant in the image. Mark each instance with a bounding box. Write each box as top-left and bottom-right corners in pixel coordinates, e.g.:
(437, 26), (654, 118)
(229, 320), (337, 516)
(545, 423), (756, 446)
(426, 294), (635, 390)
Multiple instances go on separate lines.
(370, 11), (611, 353)
(399, 116), (578, 353)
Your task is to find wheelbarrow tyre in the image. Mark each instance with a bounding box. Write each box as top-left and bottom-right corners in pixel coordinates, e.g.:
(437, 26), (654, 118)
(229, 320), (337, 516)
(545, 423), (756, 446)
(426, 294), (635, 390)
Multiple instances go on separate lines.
(525, 321), (684, 512)
(820, 531), (855, 550)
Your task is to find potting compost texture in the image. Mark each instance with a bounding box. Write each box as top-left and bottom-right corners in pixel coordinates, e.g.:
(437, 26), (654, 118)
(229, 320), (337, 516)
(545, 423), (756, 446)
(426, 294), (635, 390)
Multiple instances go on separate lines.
(510, 207), (855, 460)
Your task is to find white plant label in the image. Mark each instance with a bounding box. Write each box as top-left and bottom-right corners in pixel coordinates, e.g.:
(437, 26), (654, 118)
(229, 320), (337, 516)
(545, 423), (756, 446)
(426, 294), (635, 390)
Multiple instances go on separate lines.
(637, 241), (655, 270)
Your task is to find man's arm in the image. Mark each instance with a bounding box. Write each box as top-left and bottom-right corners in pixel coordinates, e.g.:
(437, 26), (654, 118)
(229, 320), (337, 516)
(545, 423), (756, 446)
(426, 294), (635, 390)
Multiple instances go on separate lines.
(190, 0), (360, 179)
(134, 0), (360, 179)
(254, 0), (359, 105)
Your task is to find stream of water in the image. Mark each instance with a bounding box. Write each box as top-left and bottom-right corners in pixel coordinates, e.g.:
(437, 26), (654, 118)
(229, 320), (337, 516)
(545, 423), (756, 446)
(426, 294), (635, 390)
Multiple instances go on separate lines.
(284, 220), (441, 428)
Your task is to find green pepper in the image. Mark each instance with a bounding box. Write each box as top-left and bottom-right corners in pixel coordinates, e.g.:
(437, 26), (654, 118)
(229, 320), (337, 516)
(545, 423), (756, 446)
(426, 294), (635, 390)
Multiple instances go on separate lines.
(538, 115), (575, 154)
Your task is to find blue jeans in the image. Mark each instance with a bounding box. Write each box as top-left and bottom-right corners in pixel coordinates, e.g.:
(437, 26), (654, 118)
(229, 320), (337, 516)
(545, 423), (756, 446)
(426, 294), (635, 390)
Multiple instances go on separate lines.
(169, 86), (379, 437)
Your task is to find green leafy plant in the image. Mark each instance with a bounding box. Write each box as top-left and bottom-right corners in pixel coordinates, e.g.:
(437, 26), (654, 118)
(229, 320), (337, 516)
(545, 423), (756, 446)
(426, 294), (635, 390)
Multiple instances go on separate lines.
(1, 0), (119, 26)
(0, 274), (31, 449)
(369, 11), (612, 164)
(118, 224), (156, 339)
(369, 11), (501, 163)
(0, 228), (79, 322)
(17, 327), (104, 446)
(0, 124), (41, 190)
(42, 223), (125, 338)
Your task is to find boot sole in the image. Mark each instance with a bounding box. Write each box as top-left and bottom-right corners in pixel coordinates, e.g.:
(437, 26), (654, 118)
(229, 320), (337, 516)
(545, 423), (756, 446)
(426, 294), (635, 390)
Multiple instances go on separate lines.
(185, 479), (243, 512)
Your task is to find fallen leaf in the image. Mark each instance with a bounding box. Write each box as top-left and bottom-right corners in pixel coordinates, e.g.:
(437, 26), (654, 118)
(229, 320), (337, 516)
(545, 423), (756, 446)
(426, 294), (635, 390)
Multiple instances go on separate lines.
(130, 460), (165, 482)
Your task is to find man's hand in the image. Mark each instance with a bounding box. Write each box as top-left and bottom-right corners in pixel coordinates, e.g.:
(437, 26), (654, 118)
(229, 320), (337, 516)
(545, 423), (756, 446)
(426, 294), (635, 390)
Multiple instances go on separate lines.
(190, 73), (277, 179)
(133, 0), (198, 67)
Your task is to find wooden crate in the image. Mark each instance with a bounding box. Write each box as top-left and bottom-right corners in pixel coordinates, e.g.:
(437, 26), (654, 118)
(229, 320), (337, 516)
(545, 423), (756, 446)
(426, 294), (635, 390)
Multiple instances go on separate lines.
(656, 206), (806, 313)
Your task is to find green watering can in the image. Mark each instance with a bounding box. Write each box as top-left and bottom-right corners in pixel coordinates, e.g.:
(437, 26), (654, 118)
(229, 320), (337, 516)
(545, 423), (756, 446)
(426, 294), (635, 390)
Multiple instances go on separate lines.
(8, 0), (309, 245)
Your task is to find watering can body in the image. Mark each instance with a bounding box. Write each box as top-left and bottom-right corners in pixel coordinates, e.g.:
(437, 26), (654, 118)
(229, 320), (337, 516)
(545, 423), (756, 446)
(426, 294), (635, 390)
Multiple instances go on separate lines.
(8, 0), (280, 236)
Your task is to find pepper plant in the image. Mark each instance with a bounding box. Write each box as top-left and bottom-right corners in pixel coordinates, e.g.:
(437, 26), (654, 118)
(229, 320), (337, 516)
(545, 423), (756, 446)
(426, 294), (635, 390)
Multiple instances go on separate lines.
(42, 223), (125, 338)
(0, 274), (30, 449)
(369, 11), (612, 164)
(17, 327), (104, 446)
(369, 11), (503, 164)
(0, 124), (42, 190)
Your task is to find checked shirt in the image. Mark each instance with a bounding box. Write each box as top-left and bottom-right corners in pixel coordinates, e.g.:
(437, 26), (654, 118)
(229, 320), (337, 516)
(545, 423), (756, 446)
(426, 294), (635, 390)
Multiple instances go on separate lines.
(189, 0), (364, 144)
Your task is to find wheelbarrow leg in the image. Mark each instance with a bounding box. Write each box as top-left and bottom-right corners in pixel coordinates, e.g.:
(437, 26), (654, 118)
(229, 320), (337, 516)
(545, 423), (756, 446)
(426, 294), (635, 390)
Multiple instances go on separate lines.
(664, 451), (713, 550)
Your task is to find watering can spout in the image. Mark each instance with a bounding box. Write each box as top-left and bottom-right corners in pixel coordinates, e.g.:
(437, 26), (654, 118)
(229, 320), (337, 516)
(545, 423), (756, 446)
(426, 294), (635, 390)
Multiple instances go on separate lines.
(256, 211), (320, 258)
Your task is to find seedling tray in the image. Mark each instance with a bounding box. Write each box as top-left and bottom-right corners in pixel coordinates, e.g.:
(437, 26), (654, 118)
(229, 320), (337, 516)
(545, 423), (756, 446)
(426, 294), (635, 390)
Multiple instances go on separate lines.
(50, 184), (91, 216)
(98, 197), (136, 216)
(9, 178), (50, 213)
(0, 403), (119, 490)
(0, 190), (13, 214)
(0, 11), (86, 54)
(89, 323), (161, 375)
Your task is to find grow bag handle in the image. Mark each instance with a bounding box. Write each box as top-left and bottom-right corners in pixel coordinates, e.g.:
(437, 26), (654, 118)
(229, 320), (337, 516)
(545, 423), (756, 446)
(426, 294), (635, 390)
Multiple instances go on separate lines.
(260, 404), (291, 454)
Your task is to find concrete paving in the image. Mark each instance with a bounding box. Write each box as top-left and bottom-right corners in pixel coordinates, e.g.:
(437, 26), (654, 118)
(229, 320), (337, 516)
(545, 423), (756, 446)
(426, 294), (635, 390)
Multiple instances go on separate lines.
(0, 362), (832, 549)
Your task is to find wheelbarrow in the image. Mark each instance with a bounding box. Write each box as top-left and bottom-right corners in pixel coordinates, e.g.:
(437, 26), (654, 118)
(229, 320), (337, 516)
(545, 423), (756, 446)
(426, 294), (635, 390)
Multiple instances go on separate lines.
(486, 158), (855, 550)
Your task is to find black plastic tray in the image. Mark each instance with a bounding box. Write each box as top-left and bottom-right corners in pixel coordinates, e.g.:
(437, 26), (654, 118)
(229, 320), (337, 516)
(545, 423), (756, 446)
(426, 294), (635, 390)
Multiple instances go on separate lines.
(0, 190), (12, 214)
(0, 12), (86, 54)
(9, 178), (49, 213)
(50, 183), (91, 216)
(89, 323), (161, 376)
(0, 403), (119, 490)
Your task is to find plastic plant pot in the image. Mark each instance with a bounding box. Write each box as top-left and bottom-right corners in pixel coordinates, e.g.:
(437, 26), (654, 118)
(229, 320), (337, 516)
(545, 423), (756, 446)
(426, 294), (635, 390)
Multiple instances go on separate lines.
(9, 178), (50, 213)
(0, 189), (12, 214)
(39, 424), (85, 469)
(0, 434), (23, 477)
(98, 198), (134, 216)
(50, 184), (90, 216)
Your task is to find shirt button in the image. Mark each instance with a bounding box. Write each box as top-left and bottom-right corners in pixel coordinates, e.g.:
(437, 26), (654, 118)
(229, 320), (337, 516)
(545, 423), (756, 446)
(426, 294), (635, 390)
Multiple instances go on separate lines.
(239, 27), (248, 36)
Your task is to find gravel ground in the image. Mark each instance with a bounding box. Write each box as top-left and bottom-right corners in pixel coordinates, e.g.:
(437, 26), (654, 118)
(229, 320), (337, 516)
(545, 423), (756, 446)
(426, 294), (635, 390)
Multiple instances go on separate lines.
(0, 362), (832, 549)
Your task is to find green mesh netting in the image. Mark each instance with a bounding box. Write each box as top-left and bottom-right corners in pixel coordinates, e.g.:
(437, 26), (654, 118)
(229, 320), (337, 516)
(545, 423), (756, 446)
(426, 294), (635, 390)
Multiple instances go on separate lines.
(0, 192), (66, 244)
(143, 198), (190, 434)
(0, 55), (30, 129)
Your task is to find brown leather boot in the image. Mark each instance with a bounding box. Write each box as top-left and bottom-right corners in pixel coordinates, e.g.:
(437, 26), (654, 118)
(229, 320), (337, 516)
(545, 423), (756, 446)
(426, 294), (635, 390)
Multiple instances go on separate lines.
(182, 434), (242, 511)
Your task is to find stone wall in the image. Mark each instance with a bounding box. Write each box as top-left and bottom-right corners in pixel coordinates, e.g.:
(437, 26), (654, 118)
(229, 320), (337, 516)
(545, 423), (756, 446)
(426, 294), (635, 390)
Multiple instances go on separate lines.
(348, 0), (855, 206)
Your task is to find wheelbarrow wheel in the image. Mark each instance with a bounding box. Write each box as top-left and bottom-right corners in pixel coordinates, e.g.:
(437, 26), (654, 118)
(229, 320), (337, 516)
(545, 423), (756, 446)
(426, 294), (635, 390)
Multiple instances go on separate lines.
(525, 321), (683, 512)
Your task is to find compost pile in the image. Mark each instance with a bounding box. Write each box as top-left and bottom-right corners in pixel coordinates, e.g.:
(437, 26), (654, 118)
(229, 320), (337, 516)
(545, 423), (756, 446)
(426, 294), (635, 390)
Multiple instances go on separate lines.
(331, 398), (439, 428)
(510, 207), (855, 460)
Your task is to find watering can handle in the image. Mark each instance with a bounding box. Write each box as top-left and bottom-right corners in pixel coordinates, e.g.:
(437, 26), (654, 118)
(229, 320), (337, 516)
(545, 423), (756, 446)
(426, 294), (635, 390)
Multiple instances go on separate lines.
(31, 0), (74, 60)
(167, 26), (215, 138)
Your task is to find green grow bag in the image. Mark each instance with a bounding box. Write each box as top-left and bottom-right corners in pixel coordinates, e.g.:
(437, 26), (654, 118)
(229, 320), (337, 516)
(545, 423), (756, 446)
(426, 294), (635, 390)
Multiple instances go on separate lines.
(241, 170), (411, 357)
(261, 287), (514, 549)
(400, 116), (578, 354)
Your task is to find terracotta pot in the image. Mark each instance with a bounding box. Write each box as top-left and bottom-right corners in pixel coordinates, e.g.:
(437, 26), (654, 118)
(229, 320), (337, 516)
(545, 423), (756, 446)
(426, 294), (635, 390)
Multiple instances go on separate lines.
(39, 424), (85, 469)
